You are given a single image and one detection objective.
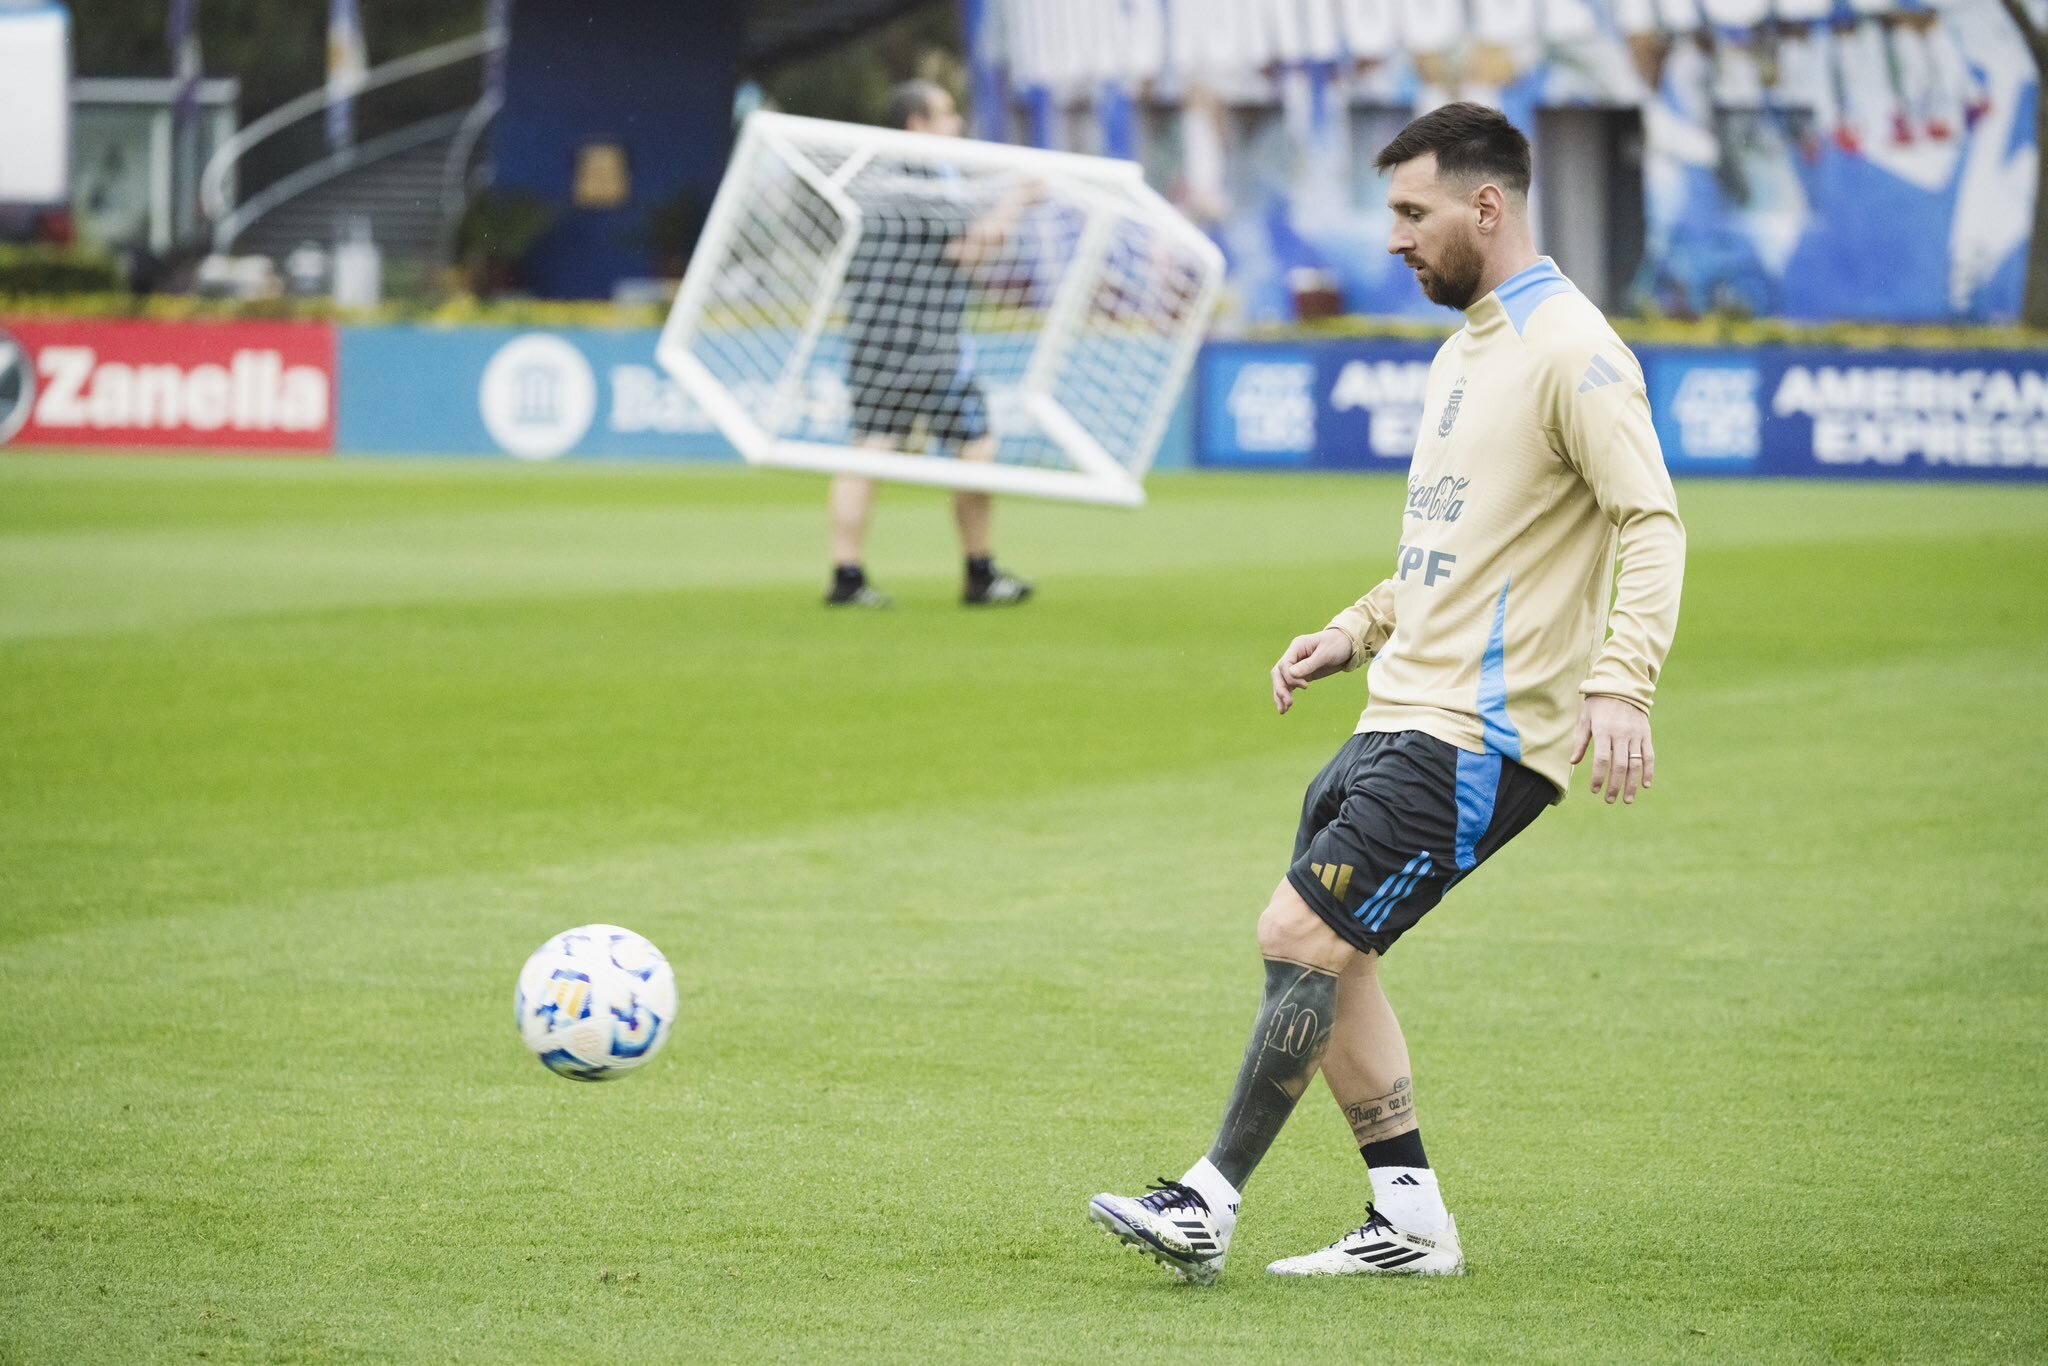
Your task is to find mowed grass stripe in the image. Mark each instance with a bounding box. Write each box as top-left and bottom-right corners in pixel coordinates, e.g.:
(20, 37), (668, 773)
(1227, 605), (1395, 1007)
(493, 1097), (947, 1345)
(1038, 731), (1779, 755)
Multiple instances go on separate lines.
(5, 734), (2039, 1360)
(1, 456), (2043, 1361)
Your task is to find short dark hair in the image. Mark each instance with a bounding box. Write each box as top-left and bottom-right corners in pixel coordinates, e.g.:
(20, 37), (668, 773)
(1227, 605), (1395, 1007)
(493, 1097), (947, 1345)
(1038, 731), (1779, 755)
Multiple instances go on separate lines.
(886, 79), (946, 131)
(1374, 102), (1531, 197)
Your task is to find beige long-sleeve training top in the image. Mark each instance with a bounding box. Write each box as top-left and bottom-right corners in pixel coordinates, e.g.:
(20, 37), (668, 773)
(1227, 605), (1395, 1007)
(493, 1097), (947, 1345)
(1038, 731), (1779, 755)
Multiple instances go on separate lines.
(1328, 258), (1686, 797)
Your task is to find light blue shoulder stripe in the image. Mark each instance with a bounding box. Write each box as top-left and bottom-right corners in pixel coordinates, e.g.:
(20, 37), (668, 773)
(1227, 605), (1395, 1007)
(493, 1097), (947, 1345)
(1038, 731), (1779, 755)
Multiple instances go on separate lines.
(1495, 260), (1573, 337)
(1477, 579), (1523, 761)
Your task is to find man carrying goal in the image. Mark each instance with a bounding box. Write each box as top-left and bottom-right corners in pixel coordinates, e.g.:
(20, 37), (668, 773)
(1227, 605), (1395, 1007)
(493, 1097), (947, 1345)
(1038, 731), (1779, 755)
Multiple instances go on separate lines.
(1088, 103), (1686, 1281)
(827, 80), (1035, 609)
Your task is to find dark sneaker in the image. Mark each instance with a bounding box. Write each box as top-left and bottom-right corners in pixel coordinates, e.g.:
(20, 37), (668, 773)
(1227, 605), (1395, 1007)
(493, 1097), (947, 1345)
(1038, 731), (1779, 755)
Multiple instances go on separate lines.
(963, 571), (1033, 606)
(825, 582), (892, 608)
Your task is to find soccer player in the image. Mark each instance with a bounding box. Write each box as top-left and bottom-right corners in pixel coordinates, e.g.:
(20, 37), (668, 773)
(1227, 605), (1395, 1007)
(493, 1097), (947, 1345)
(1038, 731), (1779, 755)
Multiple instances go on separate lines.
(1088, 103), (1685, 1282)
(828, 79), (1034, 609)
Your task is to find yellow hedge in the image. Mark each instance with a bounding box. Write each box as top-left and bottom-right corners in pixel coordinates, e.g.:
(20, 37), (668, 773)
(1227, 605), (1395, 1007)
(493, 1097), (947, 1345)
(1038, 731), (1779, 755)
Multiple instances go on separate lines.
(0, 292), (667, 329)
(2, 291), (2042, 350)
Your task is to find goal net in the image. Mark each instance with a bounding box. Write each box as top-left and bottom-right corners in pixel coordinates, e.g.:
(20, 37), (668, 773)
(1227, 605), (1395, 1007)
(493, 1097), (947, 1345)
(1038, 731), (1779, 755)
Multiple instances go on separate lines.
(657, 111), (1224, 508)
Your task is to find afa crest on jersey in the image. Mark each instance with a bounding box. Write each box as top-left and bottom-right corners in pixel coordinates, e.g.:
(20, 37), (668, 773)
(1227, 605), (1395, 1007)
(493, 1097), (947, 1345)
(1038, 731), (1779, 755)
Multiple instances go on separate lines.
(1437, 378), (1467, 437)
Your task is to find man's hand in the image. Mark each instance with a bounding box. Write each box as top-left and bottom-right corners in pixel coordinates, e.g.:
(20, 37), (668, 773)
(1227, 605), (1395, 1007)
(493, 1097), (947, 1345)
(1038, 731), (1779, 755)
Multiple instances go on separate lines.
(953, 178), (1046, 270)
(1271, 628), (1356, 714)
(1572, 695), (1656, 804)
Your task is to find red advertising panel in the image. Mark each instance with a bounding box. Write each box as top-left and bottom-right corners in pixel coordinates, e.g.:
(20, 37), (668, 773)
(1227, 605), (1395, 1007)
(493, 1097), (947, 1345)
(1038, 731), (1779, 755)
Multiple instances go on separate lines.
(0, 319), (336, 452)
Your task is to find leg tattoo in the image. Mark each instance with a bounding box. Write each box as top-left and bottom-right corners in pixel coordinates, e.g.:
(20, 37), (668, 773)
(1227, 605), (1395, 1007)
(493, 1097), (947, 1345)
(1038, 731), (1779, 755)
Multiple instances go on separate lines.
(1205, 959), (1339, 1190)
(1341, 1076), (1415, 1145)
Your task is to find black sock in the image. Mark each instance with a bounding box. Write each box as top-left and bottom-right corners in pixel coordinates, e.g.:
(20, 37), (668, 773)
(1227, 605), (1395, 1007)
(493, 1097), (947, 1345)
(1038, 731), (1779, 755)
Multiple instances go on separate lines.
(964, 555), (994, 586)
(834, 564), (866, 588)
(1359, 1128), (1429, 1171)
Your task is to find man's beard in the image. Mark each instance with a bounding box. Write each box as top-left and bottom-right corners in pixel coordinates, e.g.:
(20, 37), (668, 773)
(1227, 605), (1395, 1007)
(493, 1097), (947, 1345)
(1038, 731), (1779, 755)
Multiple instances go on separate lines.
(1414, 231), (1485, 310)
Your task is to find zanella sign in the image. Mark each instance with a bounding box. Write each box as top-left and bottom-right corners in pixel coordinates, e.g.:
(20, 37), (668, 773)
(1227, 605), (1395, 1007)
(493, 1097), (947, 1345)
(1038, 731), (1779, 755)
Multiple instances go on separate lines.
(0, 320), (335, 451)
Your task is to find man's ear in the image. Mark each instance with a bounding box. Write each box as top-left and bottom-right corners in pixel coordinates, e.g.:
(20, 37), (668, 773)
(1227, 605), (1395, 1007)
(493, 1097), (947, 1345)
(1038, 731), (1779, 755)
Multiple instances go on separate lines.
(1471, 182), (1507, 235)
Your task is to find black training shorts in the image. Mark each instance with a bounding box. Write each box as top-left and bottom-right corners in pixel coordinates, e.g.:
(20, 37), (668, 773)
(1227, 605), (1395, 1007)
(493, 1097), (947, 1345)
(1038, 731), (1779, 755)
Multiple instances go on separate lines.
(847, 355), (990, 446)
(1287, 730), (1553, 956)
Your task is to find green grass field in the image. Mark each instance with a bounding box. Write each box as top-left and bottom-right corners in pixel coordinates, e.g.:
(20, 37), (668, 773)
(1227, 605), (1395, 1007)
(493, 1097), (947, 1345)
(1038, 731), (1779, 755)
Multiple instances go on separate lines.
(2, 454), (2044, 1363)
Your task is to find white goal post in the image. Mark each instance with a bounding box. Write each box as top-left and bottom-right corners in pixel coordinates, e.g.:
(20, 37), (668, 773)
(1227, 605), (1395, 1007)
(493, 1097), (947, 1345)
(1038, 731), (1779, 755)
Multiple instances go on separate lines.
(657, 111), (1225, 508)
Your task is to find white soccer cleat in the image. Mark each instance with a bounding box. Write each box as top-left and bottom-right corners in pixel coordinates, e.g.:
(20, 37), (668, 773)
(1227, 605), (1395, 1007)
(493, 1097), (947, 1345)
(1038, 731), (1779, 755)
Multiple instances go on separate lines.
(1088, 1179), (1233, 1285)
(1265, 1206), (1465, 1277)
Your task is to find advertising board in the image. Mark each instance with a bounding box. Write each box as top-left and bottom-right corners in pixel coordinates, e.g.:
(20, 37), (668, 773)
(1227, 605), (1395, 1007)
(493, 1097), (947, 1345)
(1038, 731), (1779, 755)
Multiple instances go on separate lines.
(0, 319), (336, 452)
(337, 327), (740, 461)
(336, 327), (1198, 470)
(1198, 339), (2048, 481)
(6, 320), (2031, 481)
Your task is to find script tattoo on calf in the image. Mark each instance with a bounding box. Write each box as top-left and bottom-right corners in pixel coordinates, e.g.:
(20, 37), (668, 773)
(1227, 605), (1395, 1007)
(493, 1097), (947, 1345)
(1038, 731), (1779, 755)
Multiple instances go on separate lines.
(1205, 960), (1339, 1190)
(1342, 1076), (1414, 1143)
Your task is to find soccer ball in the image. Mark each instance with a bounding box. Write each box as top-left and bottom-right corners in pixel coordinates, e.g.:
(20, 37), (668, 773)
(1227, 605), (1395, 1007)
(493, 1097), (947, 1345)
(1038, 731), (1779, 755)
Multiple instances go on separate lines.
(515, 924), (677, 1081)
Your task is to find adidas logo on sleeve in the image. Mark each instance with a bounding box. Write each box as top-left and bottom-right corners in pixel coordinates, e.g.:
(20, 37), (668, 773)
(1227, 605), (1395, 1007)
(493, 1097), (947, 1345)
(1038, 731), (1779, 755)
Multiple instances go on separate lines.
(1577, 353), (1625, 393)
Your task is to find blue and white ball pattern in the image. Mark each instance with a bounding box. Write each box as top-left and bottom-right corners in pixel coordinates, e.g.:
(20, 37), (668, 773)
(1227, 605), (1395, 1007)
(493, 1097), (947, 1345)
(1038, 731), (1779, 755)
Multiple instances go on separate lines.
(515, 925), (677, 1080)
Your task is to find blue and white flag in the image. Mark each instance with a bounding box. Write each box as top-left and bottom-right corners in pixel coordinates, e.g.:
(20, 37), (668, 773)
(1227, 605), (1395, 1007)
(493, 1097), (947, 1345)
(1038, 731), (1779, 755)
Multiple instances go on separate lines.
(168, 0), (201, 127)
(326, 0), (367, 149)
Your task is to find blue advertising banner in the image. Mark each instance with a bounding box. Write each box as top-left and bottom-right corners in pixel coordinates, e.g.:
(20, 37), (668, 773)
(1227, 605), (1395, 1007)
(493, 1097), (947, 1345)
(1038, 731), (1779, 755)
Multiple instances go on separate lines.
(1198, 339), (2048, 482)
(1649, 347), (2048, 480)
(1201, 339), (1443, 473)
(336, 324), (2040, 480)
(338, 327), (740, 461)
(337, 326), (1198, 470)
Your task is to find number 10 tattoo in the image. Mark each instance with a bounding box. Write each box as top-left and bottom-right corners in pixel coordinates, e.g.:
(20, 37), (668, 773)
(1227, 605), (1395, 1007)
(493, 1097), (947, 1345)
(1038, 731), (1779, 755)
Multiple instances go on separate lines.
(1204, 960), (1339, 1189)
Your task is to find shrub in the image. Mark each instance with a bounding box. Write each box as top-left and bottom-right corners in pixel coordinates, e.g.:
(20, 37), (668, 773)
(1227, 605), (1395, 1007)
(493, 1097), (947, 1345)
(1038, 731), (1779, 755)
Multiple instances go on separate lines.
(0, 245), (122, 296)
